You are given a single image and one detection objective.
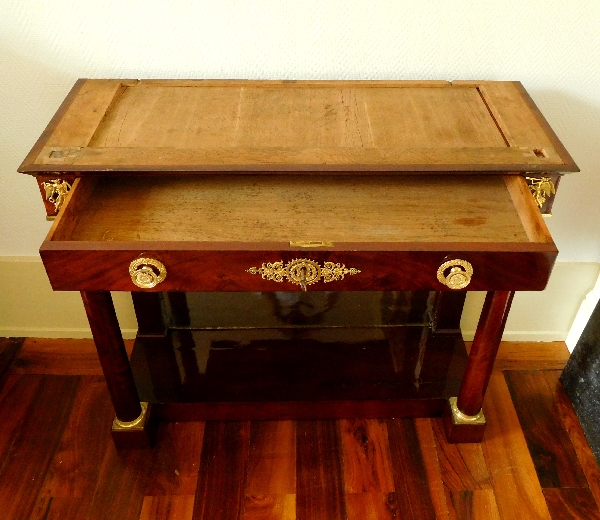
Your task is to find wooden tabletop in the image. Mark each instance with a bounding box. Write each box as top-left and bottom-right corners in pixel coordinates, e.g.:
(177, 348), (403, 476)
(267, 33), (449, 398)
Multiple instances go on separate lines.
(19, 79), (578, 174)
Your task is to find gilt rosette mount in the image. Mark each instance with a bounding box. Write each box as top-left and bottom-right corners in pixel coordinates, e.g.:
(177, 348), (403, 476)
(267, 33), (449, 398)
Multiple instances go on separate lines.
(247, 258), (361, 292)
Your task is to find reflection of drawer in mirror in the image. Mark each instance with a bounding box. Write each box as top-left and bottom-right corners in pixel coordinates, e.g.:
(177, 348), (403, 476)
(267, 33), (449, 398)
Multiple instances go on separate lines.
(39, 174), (557, 293)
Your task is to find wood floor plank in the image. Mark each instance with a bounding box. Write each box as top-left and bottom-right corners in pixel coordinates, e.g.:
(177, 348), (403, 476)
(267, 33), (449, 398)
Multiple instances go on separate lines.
(0, 375), (80, 520)
(431, 418), (492, 492)
(339, 418), (395, 493)
(11, 338), (134, 375)
(30, 496), (89, 520)
(146, 421), (205, 496)
(243, 494), (296, 520)
(446, 489), (501, 520)
(246, 421), (296, 496)
(193, 421), (251, 520)
(35, 376), (114, 497)
(30, 376), (115, 520)
(415, 418), (450, 520)
(296, 420), (347, 520)
(0, 337), (23, 388)
(505, 370), (588, 488)
(482, 372), (552, 520)
(0, 374), (44, 469)
(465, 341), (570, 371)
(345, 493), (399, 520)
(139, 495), (196, 520)
(554, 374), (600, 511)
(386, 418), (438, 520)
(85, 443), (154, 520)
(543, 488), (600, 520)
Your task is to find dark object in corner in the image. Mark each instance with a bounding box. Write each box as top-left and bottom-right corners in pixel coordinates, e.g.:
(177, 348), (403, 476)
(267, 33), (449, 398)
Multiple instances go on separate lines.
(561, 298), (600, 463)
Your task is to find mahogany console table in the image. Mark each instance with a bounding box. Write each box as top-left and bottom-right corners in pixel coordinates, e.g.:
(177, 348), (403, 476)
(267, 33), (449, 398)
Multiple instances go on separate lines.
(19, 79), (577, 447)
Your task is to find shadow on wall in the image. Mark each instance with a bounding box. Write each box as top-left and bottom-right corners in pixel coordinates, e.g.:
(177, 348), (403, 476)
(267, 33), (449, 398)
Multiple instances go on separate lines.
(528, 89), (600, 262)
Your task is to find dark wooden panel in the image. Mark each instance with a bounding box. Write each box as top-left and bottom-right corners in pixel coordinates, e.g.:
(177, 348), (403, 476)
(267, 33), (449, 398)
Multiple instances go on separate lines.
(543, 488), (600, 520)
(504, 371), (588, 488)
(41, 247), (556, 292)
(132, 292), (166, 335)
(193, 421), (250, 520)
(0, 375), (79, 520)
(130, 328), (467, 421)
(386, 418), (438, 520)
(296, 420), (347, 520)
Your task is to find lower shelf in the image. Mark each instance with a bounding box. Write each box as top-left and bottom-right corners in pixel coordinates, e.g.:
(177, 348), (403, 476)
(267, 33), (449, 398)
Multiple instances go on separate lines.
(129, 325), (468, 421)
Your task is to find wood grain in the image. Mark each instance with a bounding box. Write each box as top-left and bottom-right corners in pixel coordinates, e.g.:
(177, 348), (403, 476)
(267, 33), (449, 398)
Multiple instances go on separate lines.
(139, 495), (195, 520)
(505, 370), (588, 489)
(64, 175), (530, 244)
(446, 489), (501, 520)
(339, 419), (395, 493)
(543, 488), (600, 520)
(145, 422), (206, 496)
(415, 418), (450, 520)
(246, 421), (296, 496)
(432, 418), (492, 491)
(34, 376), (113, 497)
(482, 372), (552, 520)
(10, 338), (134, 375)
(243, 494), (296, 520)
(296, 420), (346, 520)
(193, 421), (250, 520)
(0, 375), (79, 520)
(345, 493), (399, 520)
(85, 443), (153, 520)
(19, 80), (577, 173)
(386, 418), (438, 520)
(489, 341), (570, 371)
(553, 374), (600, 510)
(0, 337), (23, 387)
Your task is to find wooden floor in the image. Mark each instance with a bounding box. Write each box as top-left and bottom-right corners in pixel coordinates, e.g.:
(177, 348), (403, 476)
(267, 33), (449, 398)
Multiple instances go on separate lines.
(1, 337), (599, 520)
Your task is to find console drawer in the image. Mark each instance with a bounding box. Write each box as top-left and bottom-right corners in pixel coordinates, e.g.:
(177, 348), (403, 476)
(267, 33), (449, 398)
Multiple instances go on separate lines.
(40, 174), (557, 292)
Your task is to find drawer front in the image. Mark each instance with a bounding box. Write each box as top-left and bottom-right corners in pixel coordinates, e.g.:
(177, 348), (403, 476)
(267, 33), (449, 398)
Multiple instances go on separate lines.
(40, 248), (556, 292)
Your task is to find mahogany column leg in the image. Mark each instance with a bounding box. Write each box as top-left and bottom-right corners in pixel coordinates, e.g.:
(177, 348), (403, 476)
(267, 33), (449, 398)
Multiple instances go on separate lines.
(444, 290), (514, 443)
(81, 291), (154, 448)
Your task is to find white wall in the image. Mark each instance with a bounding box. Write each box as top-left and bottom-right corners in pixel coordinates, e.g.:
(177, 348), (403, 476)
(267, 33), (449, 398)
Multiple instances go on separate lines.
(2, 1), (599, 339)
